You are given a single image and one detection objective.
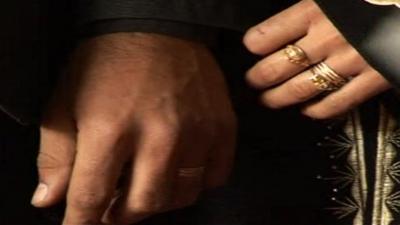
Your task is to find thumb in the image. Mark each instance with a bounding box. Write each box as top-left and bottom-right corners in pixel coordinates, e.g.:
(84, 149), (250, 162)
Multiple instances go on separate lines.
(31, 111), (76, 208)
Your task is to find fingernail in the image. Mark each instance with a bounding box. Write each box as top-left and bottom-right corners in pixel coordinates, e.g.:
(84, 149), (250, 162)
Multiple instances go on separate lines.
(31, 183), (48, 206)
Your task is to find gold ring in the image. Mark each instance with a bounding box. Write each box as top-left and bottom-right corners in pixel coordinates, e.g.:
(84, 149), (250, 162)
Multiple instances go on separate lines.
(310, 62), (347, 91)
(178, 167), (205, 178)
(284, 44), (310, 67)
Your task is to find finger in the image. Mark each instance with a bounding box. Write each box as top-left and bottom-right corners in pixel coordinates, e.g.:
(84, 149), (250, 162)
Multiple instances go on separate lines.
(107, 119), (180, 225)
(169, 124), (216, 210)
(302, 69), (391, 119)
(62, 123), (129, 225)
(260, 48), (367, 109)
(246, 40), (323, 89)
(246, 16), (355, 89)
(243, 0), (318, 55)
(32, 117), (76, 207)
(169, 168), (205, 211)
(32, 78), (76, 208)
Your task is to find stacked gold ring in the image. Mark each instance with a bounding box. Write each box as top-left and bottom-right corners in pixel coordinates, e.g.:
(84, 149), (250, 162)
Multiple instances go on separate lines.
(284, 44), (311, 67)
(310, 62), (347, 91)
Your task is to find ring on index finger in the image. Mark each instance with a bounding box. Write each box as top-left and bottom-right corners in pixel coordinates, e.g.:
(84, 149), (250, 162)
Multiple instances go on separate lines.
(284, 44), (311, 67)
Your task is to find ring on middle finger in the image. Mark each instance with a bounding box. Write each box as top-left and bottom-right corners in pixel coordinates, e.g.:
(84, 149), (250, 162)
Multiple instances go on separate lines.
(284, 44), (311, 67)
(309, 62), (348, 91)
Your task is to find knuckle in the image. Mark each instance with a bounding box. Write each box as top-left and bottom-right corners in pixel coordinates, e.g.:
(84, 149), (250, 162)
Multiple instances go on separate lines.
(348, 49), (365, 65)
(37, 139), (74, 171)
(325, 32), (346, 49)
(36, 151), (70, 171)
(36, 144), (75, 171)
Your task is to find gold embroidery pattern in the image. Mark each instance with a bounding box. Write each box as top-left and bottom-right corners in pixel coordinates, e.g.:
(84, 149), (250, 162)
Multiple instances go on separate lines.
(372, 105), (397, 225)
(387, 161), (400, 184)
(386, 191), (400, 213)
(324, 135), (354, 159)
(347, 111), (368, 225)
(326, 106), (400, 224)
(327, 111), (367, 225)
(326, 166), (357, 189)
(329, 197), (360, 219)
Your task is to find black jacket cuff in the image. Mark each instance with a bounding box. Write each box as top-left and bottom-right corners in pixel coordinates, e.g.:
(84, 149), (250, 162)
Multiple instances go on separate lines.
(80, 19), (219, 46)
(315, 0), (400, 88)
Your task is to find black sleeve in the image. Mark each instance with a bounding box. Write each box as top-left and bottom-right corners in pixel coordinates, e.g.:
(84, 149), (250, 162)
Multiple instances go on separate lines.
(78, 0), (262, 32)
(315, 0), (400, 87)
(77, 0), (239, 45)
(76, 0), (292, 42)
(80, 19), (220, 46)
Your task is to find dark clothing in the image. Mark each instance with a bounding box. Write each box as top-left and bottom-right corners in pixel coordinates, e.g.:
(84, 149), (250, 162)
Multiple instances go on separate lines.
(77, 0), (278, 32)
(1, 1), (399, 225)
(0, 1), (74, 124)
(316, 0), (400, 87)
(0, 1), (47, 124)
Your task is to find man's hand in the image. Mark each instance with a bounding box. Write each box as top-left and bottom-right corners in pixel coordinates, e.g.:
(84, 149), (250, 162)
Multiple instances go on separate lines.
(31, 33), (236, 225)
(243, 0), (391, 119)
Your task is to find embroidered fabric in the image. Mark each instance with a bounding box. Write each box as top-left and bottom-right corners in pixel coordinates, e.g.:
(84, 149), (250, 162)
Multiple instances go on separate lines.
(320, 106), (400, 225)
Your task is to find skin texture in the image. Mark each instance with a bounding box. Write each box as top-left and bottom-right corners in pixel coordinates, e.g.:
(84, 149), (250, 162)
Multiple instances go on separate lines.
(243, 0), (392, 119)
(32, 33), (237, 225)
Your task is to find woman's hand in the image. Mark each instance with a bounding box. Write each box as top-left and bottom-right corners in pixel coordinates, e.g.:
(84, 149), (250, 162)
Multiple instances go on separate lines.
(243, 0), (391, 119)
(31, 33), (236, 225)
